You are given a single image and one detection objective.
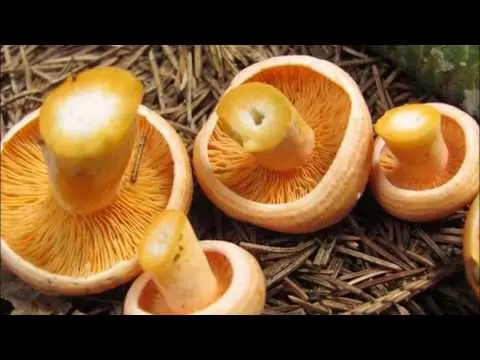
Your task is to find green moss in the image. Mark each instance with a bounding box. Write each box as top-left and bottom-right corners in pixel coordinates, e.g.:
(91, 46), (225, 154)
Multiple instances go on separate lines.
(370, 45), (479, 119)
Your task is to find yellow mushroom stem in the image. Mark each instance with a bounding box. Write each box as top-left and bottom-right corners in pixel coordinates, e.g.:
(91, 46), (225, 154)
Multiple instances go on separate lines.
(216, 82), (315, 171)
(374, 104), (448, 177)
(39, 67), (144, 215)
(138, 210), (218, 314)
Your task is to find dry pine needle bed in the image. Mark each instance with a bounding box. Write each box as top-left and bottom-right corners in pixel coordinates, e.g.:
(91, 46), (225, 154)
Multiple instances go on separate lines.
(1, 45), (479, 315)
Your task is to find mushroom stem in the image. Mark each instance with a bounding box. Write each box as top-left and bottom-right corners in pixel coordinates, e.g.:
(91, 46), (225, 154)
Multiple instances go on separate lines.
(138, 210), (218, 314)
(39, 67), (143, 215)
(216, 82), (315, 171)
(375, 104), (448, 177)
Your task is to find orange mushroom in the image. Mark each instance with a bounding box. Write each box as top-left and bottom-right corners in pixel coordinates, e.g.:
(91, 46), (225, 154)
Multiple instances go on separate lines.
(193, 55), (373, 234)
(463, 195), (479, 301)
(123, 210), (266, 315)
(0, 67), (193, 296)
(370, 102), (479, 222)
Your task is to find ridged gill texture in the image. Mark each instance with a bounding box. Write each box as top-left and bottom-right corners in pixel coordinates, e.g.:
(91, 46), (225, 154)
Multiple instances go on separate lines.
(378, 115), (466, 190)
(207, 65), (351, 204)
(1, 116), (174, 277)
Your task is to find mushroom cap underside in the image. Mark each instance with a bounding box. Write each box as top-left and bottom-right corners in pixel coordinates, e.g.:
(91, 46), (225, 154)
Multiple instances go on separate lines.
(464, 195), (479, 301)
(193, 55), (373, 233)
(0, 105), (193, 296)
(123, 240), (266, 315)
(371, 102), (479, 222)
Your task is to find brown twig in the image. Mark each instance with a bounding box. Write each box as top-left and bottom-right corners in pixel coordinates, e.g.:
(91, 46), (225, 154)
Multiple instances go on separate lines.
(19, 46), (32, 90)
(123, 45), (149, 70)
(341, 264), (461, 315)
(161, 45), (180, 72)
(405, 250), (437, 268)
(130, 134), (148, 184)
(148, 48), (165, 110)
(372, 64), (389, 111)
(287, 295), (330, 314)
(187, 51), (194, 128)
(283, 277), (309, 301)
(264, 246), (318, 287)
(335, 245), (402, 271)
(415, 227), (449, 264)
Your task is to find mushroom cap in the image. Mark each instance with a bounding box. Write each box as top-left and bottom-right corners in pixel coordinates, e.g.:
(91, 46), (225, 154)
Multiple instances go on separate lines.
(371, 102), (479, 222)
(0, 105), (193, 296)
(123, 240), (266, 315)
(193, 55), (373, 234)
(464, 195), (479, 301)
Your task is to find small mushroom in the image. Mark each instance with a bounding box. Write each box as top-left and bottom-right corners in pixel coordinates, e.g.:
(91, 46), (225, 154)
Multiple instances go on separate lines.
(0, 67), (193, 296)
(463, 195), (479, 301)
(123, 210), (266, 315)
(371, 103), (479, 222)
(193, 55), (373, 234)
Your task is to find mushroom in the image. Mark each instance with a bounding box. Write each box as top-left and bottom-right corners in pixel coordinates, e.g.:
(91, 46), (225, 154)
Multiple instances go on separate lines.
(370, 102), (479, 222)
(0, 67), (193, 296)
(193, 55), (373, 234)
(463, 195), (479, 301)
(123, 210), (266, 315)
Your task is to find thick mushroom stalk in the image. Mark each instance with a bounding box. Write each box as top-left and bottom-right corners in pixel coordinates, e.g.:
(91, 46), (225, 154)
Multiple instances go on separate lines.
(374, 104), (448, 180)
(217, 82), (315, 171)
(138, 210), (218, 314)
(39, 67), (143, 214)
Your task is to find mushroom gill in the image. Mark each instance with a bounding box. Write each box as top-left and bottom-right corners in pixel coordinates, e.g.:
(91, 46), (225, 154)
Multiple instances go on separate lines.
(0, 115), (173, 278)
(207, 65), (351, 204)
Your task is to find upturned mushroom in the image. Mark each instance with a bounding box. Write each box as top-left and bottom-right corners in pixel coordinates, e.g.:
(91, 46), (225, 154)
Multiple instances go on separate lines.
(463, 195), (479, 301)
(123, 210), (266, 315)
(370, 103), (479, 222)
(0, 67), (193, 296)
(193, 55), (373, 234)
